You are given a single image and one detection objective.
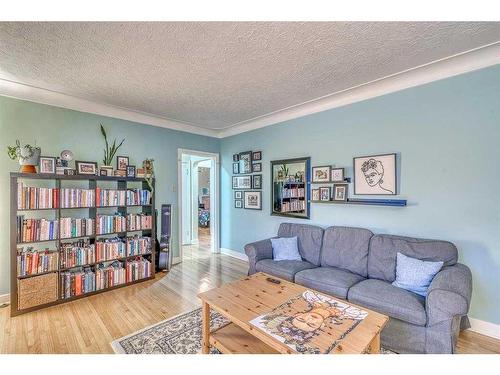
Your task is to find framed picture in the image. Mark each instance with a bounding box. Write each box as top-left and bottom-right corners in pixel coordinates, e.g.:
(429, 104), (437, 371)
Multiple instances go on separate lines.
(64, 169), (77, 176)
(331, 167), (344, 182)
(234, 191), (243, 199)
(312, 166), (331, 183)
(127, 165), (136, 178)
(319, 187), (330, 201)
(99, 169), (109, 176)
(232, 175), (252, 189)
(235, 199), (243, 209)
(312, 189), (320, 201)
(353, 153), (396, 195)
(333, 184), (348, 201)
(233, 154), (240, 162)
(75, 161), (98, 175)
(244, 191), (262, 210)
(252, 162), (262, 173)
(271, 157), (310, 219)
(252, 174), (262, 189)
(252, 151), (262, 161)
(117, 156), (129, 171)
(233, 162), (239, 174)
(239, 151), (253, 174)
(100, 166), (113, 176)
(39, 156), (56, 174)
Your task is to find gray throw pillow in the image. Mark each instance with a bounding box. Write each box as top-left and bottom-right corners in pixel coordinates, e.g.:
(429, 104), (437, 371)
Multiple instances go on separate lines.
(392, 252), (443, 297)
(271, 236), (301, 261)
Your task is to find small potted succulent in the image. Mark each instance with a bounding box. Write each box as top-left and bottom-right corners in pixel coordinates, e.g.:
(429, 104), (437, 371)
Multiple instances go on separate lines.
(7, 140), (41, 173)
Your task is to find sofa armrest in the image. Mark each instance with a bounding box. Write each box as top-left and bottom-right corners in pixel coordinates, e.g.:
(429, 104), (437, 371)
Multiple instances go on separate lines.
(426, 263), (472, 326)
(244, 238), (275, 275)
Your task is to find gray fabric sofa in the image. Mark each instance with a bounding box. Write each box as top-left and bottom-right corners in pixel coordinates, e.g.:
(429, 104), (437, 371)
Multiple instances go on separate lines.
(244, 223), (472, 354)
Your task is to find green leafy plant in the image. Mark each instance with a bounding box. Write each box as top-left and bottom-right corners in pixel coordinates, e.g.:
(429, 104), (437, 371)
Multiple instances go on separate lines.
(100, 124), (125, 165)
(280, 164), (289, 177)
(7, 140), (40, 161)
(143, 158), (155, 193)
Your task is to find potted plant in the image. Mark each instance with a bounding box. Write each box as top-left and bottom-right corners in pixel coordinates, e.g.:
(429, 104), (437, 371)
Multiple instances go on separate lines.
(7, 140), (41, 173)
(100, 123), (125, 168)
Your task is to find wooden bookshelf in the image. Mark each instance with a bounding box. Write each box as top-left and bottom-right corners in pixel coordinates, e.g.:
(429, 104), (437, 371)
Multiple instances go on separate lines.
(10, 172), (156, 316)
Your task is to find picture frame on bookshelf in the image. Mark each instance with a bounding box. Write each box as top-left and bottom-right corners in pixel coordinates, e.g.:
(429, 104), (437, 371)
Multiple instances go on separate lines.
(127, 165), (136, 178)
(244, 191), (262, 210)
(252, 151), (262, 161)
(319, 187), (330, 201)
(353, 153), (397, 195)
(99, 169), (108, 176)
(39, 156), (56, 174)
(252, 162), (262, 173)
(252, 174), (262, 189)
(117, 155), (129, 171)
(234, 191), (243, 199)
(331, 167), (345, 182)
(64, 169), (77, 176)
(100, 166), (113, 176)
(312, 189), (320, 201)
(232, 175), (251, 189)
(312, 166), (331, 183)
(239, 151), (253, 174)
(75, 161), (98, 175)
(333, 183), (348, 201)
(233, 153), (240, 162)
(233, 162), (239, 174)
(235, 199), (243, 208)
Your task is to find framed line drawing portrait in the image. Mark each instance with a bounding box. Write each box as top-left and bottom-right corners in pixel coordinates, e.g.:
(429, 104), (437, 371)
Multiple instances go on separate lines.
(353, 153), (396, 195)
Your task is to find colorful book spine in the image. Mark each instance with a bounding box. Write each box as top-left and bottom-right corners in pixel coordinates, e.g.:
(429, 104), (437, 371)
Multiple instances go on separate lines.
(95, 237), (126, 262)
(60, 240), (96, 268)
(59, 217), (95, 239)
(126, 189), (151, 206)
(95, 188), (126, 207)
(126, 236), (151, 256)
(60, 188), (95, 208)
(60, 268), (96, 299)
(126, 257), (151, 282)
(96, 214), (126, 234)
(95, 261), (126, 290)
(16, 247), (58, 276)
(16, 182), (59, 209)
(17, 217), (59, 242)
(126, 213), (152, 231)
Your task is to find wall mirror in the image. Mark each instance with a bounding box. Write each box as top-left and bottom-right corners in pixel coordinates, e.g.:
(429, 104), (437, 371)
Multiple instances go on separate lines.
(270, 157), (310, 219)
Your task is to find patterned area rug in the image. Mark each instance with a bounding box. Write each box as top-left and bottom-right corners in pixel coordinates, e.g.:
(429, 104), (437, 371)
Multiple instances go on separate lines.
(111, 308), (395, 354)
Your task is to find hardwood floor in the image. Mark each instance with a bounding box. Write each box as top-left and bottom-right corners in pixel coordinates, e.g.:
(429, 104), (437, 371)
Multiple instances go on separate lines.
(0, 232), (498, 354)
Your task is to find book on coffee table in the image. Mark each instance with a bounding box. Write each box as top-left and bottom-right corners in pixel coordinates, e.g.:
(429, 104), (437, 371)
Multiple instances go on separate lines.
(249, 290), (368, 354)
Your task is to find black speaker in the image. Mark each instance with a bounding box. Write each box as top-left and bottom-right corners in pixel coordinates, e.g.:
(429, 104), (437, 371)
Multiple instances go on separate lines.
(157, 204), (172, 271)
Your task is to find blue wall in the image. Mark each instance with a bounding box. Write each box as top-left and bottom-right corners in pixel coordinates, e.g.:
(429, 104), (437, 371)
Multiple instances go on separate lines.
(0, 96), (220, 295)
(220, 65), (500, 324)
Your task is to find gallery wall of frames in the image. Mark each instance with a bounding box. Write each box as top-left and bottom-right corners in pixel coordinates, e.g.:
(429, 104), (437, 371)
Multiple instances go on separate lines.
(232, 151), (263, 210)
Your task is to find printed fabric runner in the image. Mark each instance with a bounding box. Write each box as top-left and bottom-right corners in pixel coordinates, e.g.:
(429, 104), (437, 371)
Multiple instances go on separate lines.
(249, 290), (368, 354)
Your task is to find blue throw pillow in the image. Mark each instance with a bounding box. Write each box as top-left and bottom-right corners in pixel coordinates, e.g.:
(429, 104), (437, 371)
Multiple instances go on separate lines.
(271, 237), (302, 261)
(392, 252), (443, 297)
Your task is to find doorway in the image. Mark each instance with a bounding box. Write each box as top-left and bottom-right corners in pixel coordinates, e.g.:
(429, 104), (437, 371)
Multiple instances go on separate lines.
(176, 149), (219, 263)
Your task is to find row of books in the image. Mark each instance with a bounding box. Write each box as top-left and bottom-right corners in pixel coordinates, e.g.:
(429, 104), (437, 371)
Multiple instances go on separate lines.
(126, 236), (151, 256)
(60, 267), (95, 299)
(282, 187), (305, 198)
(17, 182), (59, 209)
(96, 261), (127, 290)
(60, 188), (95, 208)
(17, 247), (58, 277)
(17, 217), (59, 243)
(126, 257), (152, 282)
(127, 213), (152, 231)
(60, 217), (95, 239)
(280, 199), (306, 212)
(95, 188), (152, 207)
(60, 240), (95, 268)
(95, 237), (126, 261)
(96, 214), (127, 234)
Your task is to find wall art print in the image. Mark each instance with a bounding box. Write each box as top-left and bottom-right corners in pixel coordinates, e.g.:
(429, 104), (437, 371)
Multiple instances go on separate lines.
(353, 153), (396, 195)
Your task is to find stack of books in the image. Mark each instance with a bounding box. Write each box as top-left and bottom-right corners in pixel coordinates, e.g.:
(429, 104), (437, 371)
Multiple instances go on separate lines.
(60, 268), (96, 299)
(60, 188), (95, 208)
(126, 189), (152, 205)
(17, 217), (59, 242)
(17, 247), (58, 276)
(17, 182), (59, 209)
(114, 170), (126, 177)
(126, 213), (152, 231)
(95, 237), (126, 262)
(60, 240), (96, 268)
(95, 261), (126, 290)
(126, 257), (151, 282)
(60, 217), (95, 239)
(96, 214), (127, 234)
(126, 236), (151, 256)
(95, 188), (126, 207)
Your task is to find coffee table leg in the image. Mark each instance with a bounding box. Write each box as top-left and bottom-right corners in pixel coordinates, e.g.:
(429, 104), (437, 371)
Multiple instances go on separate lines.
(202, 302), (210, 354)
(368, 333), (381, 354)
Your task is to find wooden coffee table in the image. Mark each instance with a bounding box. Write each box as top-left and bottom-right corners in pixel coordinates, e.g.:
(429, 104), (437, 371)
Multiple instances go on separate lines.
(198, 272), (388, 354)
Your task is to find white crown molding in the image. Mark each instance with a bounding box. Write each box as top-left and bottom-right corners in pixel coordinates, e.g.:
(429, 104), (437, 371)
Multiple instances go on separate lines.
(218, 41), (500, 138)
(469, 318), (500, 340)
(0, 79), (219, 138)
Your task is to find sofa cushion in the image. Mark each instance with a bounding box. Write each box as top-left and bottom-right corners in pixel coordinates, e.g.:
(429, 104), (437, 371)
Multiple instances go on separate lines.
(348, 279), (427, 326)
(295, 266), (365, 299)
(271, 237), (301, 261)
(321, 226), (373, 277)
(368, 234), (458, 282)
(392, 252), (443, 297)
(255, 259), (316, 282)
(278, 223), (324, 266)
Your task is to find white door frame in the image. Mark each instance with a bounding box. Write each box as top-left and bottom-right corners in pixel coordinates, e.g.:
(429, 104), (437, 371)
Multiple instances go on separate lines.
(175, 148), (220, 264)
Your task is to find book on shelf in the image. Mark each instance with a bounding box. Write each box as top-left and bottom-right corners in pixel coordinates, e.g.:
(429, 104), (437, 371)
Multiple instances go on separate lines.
(60, 188), (95, 208)
(281, 199), (305, 213)
(96, 213), (127, 234)
(60, 217), (95, 239)
(60, 267), (96, 299)
(60, 240), (96, 268)
(282, 186), (305, 198)
(17, 216), (59, 242)
(126, 235), (151, 256)
(126, 213), (152, 231)
(126, 257), (151, 282)
(96, 188), (126, 207)
(126, 189), (152, 206)
(17, 247), (58, 277)
(95, 261), (126, 290)
(17, 182), (59, 209)
(95, 237), (127, 262)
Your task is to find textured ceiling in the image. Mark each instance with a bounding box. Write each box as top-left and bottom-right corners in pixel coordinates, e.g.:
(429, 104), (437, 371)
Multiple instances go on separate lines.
(0, 22), (499, 130)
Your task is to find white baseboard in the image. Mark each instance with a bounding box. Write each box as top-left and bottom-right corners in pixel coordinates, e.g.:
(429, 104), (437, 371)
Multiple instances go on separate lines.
(0, 293), (10, 304)
(468, 318), (500, 340)
(220, 248), (248, 262)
